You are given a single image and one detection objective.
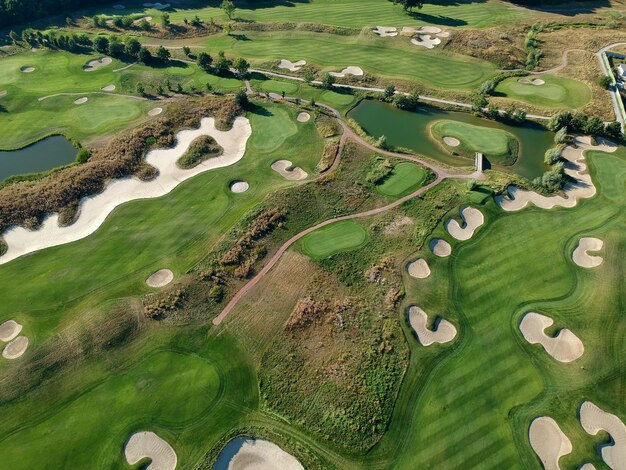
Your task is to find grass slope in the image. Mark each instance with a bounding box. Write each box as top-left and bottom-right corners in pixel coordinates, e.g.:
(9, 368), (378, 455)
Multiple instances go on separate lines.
(494, 74), (592, 109)
(300, 220), (368, 259)
(377, 162), (428, 197)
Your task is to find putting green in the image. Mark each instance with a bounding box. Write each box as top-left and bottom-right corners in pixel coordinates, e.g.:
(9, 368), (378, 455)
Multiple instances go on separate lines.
(300, 220), (368, 259)
(431, 119), (519, 165)
(495, 74), (591, 109)
(260, 79), (299, 94)
(377, 162), (428, 197)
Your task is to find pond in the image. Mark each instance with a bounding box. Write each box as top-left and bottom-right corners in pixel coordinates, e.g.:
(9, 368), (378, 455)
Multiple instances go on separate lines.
(347, 99), (554, 180)
(213, 437), (248, 470)
(0, 135), (77, 182)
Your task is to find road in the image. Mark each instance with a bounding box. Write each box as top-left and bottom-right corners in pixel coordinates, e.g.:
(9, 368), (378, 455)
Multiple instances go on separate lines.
(596, 42), (626, 132)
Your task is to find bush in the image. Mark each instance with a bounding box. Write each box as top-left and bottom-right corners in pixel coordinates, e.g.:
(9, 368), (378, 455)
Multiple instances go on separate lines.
(322, 73), (336, 89)
(177, 135), (223, 169)
(534, 162), (566, 192)
(554, 126), (568, 144)
(598, 75), (612, 89)
(543, 145), (564, 165)
(75, 148), (91, 164)
(479, 80), (496, 95)
(234, 90), (249, 108)
(393, 94), (419, 111)
(366, 158), (393, 184)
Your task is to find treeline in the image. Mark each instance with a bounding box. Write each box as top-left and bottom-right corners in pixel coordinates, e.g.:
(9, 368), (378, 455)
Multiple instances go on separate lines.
(0, 0), (100, 28)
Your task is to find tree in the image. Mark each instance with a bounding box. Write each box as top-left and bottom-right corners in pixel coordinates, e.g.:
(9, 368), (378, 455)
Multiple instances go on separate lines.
(138, 47), (152, 64)
(182, 46), (191, 57)
(197, 52), (213, 71)
(126, 38), (141, 58)
(376, 135), (388, 150)
(190, 15), (202, 27)
(384, 84), (396, 100)
(9, 30), (19, 45)
(65, 17), (73, 27)
(583, 116), (604, 136)
(597, 75), (612, 89)
(544, 145), (563, 165)
(160, 12), (170, 28)
(233, 57), (249, 76)
(206, 82), (213, 92)
(471, 92), (488, 112)
(479, 80), (495, 95)
(136, 82), (145, 95)
(223, 22), (232, 36)
(393, 93), (419, 110)
(92, 16), (102, 27)
(604, 121), (623, 139)
(108, 40), (124, 58)
(156, 84), (164, 95)
(395, 0), (424, 12)
(113, 16), (124, 28)
(234, 89), (249, 108)
(75, 148), (91, 163)
(304, 69), (315, 84)
(139, 19), (151, 31)
(221, 0), (236, 20)
(322, 73), (336, 89)
(214, 51), (230, 75)
(310, 99), (316, 107)
(554, 126), (568, 144)
(176, 83), (184, 93)
(156, 45), (171, 62)
(93, 36), (109, 53)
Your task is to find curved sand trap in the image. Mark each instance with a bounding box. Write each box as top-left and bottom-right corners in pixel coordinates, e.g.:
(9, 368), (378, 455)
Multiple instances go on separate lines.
(271, 160), (308, 181)
(134, 16), (152, 24)
(228, 438), (304, 470)
(101, 84), (116, 91)
(125, 431), (177, 470)
(429, 238), (452, 257)
(148, 107), (163, 117)
(519, 312), (584, 363)
(146, 269), (173, 288)
(113, 4), (125, 9)
(143, 2), (170, 9)
(20, 66), (35, 73)
(529, 416), (572, 470)
(496, 136), (617, 212)
(277, 59), (306, 72)
(445, 207), (484, 241)
(443, 136), (460, 147)
(519, 77), (546, 86)
(83, 57), (112, 72)
(0, 320), (22, 342)
(407, 258), (430, 279)
(2, 336), (29, 359)
(230, 181), (249, 193)
(580, 464), (597, 470)
(0, 117), (252, 265)
(572, 237), (603, 268)
(74, 97), (88, 105)
(329, 66), (364, 78)
(411, 35), (442, 49)
(579, 401), (626, 470)
(296, 112), (310, 123)
(407, 306), (457, 346)
(373, 26), (398, 37)
(0, 90), (7, 97)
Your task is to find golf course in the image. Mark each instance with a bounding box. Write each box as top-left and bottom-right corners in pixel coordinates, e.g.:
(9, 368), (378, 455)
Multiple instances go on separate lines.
(0, 0), (625, 469)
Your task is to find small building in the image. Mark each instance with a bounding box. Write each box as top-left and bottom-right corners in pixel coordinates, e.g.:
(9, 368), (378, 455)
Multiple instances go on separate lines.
(618, 63), (626, 78)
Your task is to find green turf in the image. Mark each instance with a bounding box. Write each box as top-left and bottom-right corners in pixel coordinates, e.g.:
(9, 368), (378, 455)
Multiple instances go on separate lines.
(431, 119), (519, 165)
(376, 162), (428, 197)
(494, 74), (592, 109)
(299, 220), (368, 259)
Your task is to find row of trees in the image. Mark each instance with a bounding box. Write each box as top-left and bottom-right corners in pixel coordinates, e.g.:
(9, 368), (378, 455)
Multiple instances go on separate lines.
(12, 29), (91, 52)
(547, 111), (622, 139)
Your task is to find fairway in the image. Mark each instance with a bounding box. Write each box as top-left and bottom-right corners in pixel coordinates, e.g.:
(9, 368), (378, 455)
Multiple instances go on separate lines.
(300, 220), (368, 259)
(377, 162), (428, 197)
(494, 74), (591, 109)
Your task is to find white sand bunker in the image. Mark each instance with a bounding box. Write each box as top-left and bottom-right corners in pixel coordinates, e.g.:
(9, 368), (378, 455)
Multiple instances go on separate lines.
(0, 320), (22, 342)
(519, 77), (546, 86)
(148, 107), (163, 117)
(2, 336), (29, 359)
(296, 112), (310, 123)
(146, 269), (173, 288)
(429, 238), (452, 257)
(113, 4), (125, 9)
(497, 136), (617, 212)
(407, 258), (431, 279)
(579, 465), (597, 470)
(0, 90), (7, 97)
(373, 26), (398, 37)
(411, 35), (441, 49)
(572, 237), (603, 268)
(443, 136), (460, 147)
(134, 16), (152, 25)
(277, 59), (306, 72)
(519, 312), (584, 363)
(125, 431), (177, 470)
(143, 2), (170, 9)
(445, 207), (484, 241)
(0, 117), (252, 265)
(529, 416), (572, 470)
(74, 97), (88, 105)
(271, 160), (308, 181)
(20, 66), (35, 73)
(407, 306), (457, 346)
(84, 57), (112, 72)
(228, 439), (304, 470)
(230, 181), (249, 193)
(329, 66), (364, 78)
(102, 84), (116, 91)
(579, 401), (626, 470)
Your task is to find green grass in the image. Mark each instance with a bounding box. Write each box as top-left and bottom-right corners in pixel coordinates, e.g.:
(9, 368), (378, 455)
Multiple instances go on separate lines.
(377, 162), (428, 197)
(431, 119), (519, 165)
(494, 74), (592, 109)
(299, 220), (368, 259)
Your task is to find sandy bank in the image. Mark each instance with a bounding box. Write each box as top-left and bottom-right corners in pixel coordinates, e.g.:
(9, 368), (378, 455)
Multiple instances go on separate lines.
(228, 439), (304, 470)
(2, 336), (29, 359)
(519, 312), (584, 363)
(443, 136), (460, 147)
(579, 401), (626, 470)
(572, 237), (603, 268)
(278, 59), (306, 72)
(407, 258), (430, 279)
(230, 181), (249, 193)
(0, 320), (22, 342)
(271, 160), (308, 180)
(125, 431), (177, 470)
(21, 66), (35, 73)
(445, 207), (484, 241)
(519, 77), (546, 86)
(529, 416), (572, 470)
(101, 84), (116, 91)
(297, 112), (310, 123)
(146, 269), (173, 288)
(149, 107), (163, 116)
(74, 97), (88, 105)
(408, 306), (457, 346)
(329, 66), (364, 78)
(373, 26), (398, 37)
(429, 238), (452, 257)
(84, 57), (112, 72)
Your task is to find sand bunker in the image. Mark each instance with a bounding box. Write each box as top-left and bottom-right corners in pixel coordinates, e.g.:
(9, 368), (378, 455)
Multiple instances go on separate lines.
(580, 465), (597, 470)
(0, 90), (7, 97)
(407, 306), (457, 346)
(373, 26), (398, 37)
(0, 117), (251, 265)
(407, 258), (431, 279)
(411, 35), (442, 49)
(296, 112), (310, 123)
(519, 312), (584, 363)
(101, 84), (116, 91)
(443, 136), (460, 147)
(125, 431), (177, 470)
(134, 16), (152, 24)
(20, 66), (35, 73)
(271, 160), (308, 181)
(74, 97), (88, 105)
(497, 136), (617, 212)
(572, 237), (603, 268)
(148, 107), (163, 117)
(143, 2), (170, 9)
(2, 336), (29, 359)
(445, 207), (484, 241)
(84, 57), (112, 72)
(146, 269), (173, 288)
(228, 439), (304, 470)
(277, 59), (306, 72)
(329, 66), (364, 78)
(529, 417), (572, 470)
(403, 26), (449, 48)
(230, 181), (249, 193)
(113, 4), (125, 9)
(0, 320), (22, 342)
(519, 77), (546, 86)
(579, 401), (626, 470)
(429, 238), (452, 257)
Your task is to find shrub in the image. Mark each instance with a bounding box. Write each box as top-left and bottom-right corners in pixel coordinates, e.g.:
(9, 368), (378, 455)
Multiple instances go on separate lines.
(366, 158), (394, 184)
(598, 75), (612, 89)
(554, 126), (568, 144)
(393, 94), (419, 111)
(544, 145), (564, 165)
(322, 73), (336, 89)
(177, 135), (223, 169)
(75, 148), (91, 164)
